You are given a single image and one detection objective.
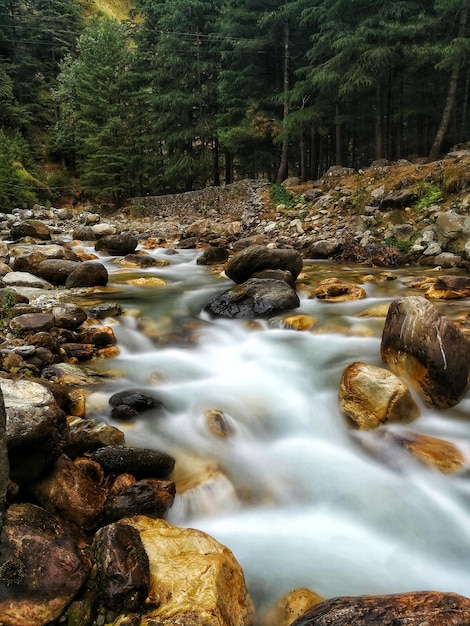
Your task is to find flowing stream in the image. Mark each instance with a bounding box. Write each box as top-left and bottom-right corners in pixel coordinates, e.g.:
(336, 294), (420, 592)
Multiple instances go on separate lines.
(80, 245), (470, 616)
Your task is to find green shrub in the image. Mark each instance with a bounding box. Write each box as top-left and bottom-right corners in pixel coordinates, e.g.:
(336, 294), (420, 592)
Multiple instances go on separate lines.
(269, 183), (297, 209)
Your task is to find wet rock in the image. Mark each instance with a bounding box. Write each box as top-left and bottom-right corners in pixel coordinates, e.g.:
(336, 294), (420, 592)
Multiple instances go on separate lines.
(103, 477), (175, 523)
(339, 362), (420, 429)
(65, 261), (109, 288)
(109, 389), (164, 421)
(60, 342), (95, 362)
(3, 271), (53, 290)
(291, 591), (470, 626)
(36, 259), (79, 285)
(0, 503), (90, 626)
(95, 234), (138, 256)
(124, 516), (254, 625)
(252, 268), (296, 288)
(90, 446), (175, 479)
(283, 314), (317, 331)
(41, 361), (104, 386)
(119, 253), (167, 268)
(87, 303), (123, 319)
(204, 278), (300, 319)
(79, 325), (116, 347)
(204, 409), (234, 438)
(425, 275), (470, 299)
(225, 244), (303, 284)
(12, 251), (47, 273)
(231, 234), (266, 252)
(92, 521), (150, 612)
(10, 219), (51, 241)
(52, 303), (88, 329)
(197, 246), (229, 265)
(311, 278), (366, 302)
(65, 415), (125, 459)
(304, 238), (341, 259)
(9, 312), (55, 335)
(381, 296), (470, 408)
(29, 454), (107, 531)
(3, 378), (68, 484)
(260, 588), (324, 626)
(387, 430), (466, 473)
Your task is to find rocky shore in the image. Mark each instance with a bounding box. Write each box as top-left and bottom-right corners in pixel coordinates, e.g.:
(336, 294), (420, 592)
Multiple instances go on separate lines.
(0, 152), (469, 625)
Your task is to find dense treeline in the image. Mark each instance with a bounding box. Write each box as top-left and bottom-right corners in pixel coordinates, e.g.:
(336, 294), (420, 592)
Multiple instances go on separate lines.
(1, 0), (470, 207)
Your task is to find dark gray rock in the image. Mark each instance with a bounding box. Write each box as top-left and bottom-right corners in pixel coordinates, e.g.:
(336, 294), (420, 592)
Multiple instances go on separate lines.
(90, 446), (175, 479)
(65, 262), (108, 289)
(225, 245), (303, 284)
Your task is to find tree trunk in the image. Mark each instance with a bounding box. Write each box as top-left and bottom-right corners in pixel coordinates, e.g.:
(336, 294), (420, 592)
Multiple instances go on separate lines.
(335, 102), (343, 166)
(375, 84), (383, 160)
(429, 6), (468, 160)
(276, 19), (290, 183)
(212, 137), (220, 186)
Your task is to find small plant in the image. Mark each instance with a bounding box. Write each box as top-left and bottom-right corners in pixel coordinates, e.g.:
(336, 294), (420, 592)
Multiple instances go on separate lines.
(0, 289), (16, 329)
(415, 183), (443, 211)
(269, 183), (297, 209)
(384, 233), (420, 254)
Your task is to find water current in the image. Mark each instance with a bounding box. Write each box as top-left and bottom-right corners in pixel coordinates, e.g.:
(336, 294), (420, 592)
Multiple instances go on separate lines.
(80, 245), (470, 615)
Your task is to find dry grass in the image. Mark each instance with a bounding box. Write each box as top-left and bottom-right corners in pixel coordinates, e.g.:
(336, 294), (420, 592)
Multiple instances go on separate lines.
(78, 0), (132, 21)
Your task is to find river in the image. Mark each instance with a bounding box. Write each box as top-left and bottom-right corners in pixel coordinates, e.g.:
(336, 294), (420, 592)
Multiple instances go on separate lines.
(80, 245), (470, 616)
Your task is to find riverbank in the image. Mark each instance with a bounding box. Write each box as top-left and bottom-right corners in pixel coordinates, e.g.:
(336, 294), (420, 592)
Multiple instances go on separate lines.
(0, 152), (469, 625)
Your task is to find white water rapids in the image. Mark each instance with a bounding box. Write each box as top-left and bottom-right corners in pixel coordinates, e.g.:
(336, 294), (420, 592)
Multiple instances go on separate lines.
(82, 247), (470, 615)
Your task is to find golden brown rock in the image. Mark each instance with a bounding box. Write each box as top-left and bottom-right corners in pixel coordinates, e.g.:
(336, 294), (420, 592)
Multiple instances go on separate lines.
(259, 587), (324, 626)
(397, 432), (466, 473)
(125, 517), (254, 626)
(312, 278), (366, 302)
(425, 275), (470, 300)
(283, 314), (317, 330)
(339, 361), (420, 429)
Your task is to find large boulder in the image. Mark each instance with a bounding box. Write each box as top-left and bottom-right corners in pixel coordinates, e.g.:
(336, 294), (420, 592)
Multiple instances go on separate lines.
(123, 516), (254, 625)
(2, 378), (69, 484)
(0, 503), (90, 626)
(95, 234), (138, 256)
(291, 591), (470, 626)
(434, 210), (470, 253)
(339, 361), (420, 429)
(65, 261), (109, 288)
(36, 259), (79, 285)
(204, 278), (300, 319)
(380, 296), (470, 408)
(9, 219), (51, 241)
(225, 245), (303, 284)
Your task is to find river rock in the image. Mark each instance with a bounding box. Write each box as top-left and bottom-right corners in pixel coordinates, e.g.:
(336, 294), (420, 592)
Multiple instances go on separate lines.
(65, 261), (109, 288)
(390, 430), (465, 473)
(434, 210), (470, 252)
(123, 516), (254, 625)
(2, 378), (68, 484)
(425, 275), (470, 299)
(90, 446), (175, 479)
(29, 454), (107, 531)
(311, 278), (367, 301)
(9, 219), (51, 241)
(109, 389), (164, 421)
(339, 362), (420, 429)
(3, 271), (54, 290)
(225, 244), (303, 284)
(197, 246), (229, 265)
(291, 591), (470, 626)
(95, 234), (138, 256)
(260, 588), (324, 626)
(65, 415), (125, 458)
(12, 251), (47, 273)
(0, 503), (90, 626)
(380, 295), (470, 408)
(204, 278), (300, 319)
(92, 521), (150, 612)
(379, 188), (416, 209)
(36, 259), (79, 285)
(9, 312), (55, 335)
(103, 476), (175, 523)
(79, 325), (116, 348)
(252, 268), (297, 287)
(52, 303), (88, 329)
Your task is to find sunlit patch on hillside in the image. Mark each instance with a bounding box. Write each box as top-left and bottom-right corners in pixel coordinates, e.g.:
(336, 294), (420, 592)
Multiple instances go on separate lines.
(78, 0), (132, 21)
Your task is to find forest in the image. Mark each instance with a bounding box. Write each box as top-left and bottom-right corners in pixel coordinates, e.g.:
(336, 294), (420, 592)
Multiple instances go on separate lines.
(0, 0), (470, 208)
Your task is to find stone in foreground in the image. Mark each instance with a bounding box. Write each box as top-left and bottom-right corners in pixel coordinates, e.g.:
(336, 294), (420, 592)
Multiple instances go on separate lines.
(381, 296), (470, 408)
(291, 591), (470, 626)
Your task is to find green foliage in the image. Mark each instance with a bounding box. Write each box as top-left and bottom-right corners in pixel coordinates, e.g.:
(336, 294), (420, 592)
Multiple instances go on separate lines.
(415, 183), (444, 210)
(269, 183), (297, 209)
(384, 233), (420, 253)
(0, 289), (16, 329)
